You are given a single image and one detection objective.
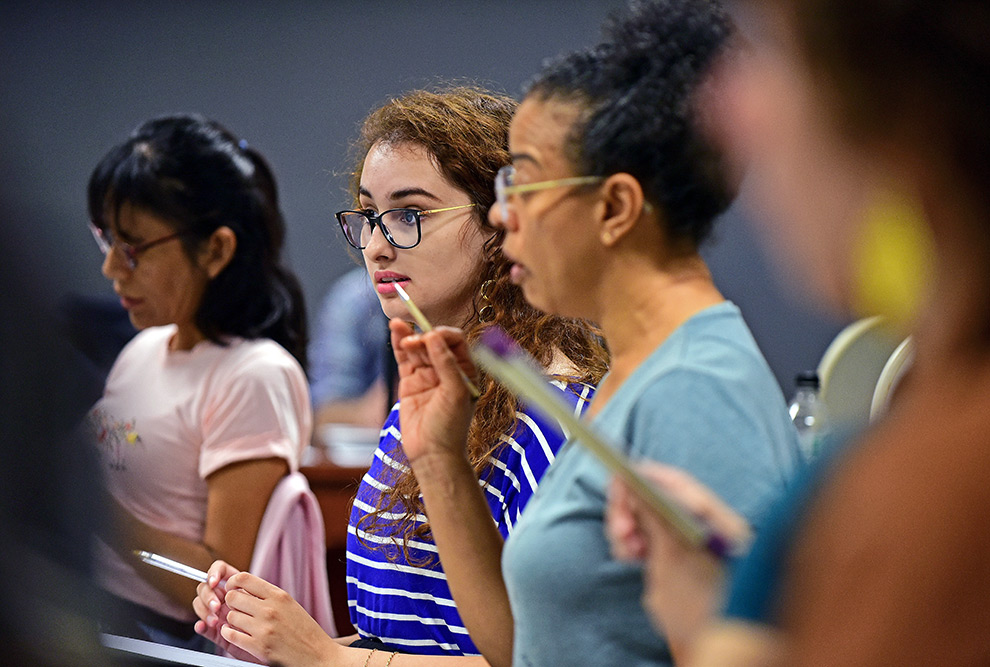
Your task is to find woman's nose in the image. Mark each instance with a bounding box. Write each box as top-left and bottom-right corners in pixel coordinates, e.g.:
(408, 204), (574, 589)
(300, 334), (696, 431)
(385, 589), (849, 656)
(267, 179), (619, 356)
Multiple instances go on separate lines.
(363, 222), (396, 261)
(101, 247), (129, 279)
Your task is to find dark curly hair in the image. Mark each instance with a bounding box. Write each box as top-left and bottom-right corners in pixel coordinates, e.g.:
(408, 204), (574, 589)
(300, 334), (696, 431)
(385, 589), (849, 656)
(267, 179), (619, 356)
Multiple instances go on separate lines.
(87, 114), (308, 369)
(524, 0), (735, 248)
(346, 85), (610, 565)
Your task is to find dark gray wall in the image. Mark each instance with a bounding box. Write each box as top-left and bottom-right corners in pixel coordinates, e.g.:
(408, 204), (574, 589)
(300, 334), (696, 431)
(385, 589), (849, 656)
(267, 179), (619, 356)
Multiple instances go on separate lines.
(0, 0), (845, 397)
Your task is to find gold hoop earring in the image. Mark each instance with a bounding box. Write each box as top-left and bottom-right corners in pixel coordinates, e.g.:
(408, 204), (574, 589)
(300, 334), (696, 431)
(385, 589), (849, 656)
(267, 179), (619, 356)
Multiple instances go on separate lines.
(478, 279), (496, 323)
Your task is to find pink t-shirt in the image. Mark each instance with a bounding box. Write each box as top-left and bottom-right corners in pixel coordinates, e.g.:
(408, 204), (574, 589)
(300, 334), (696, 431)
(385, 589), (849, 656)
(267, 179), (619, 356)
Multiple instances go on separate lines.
(88, 325), (312, 621)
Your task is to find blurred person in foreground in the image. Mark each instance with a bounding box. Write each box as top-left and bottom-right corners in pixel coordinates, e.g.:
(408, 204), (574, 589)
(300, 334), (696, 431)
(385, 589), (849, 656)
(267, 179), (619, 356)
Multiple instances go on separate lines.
(1, 226), (112, 664)
(606, 1), (990, 665)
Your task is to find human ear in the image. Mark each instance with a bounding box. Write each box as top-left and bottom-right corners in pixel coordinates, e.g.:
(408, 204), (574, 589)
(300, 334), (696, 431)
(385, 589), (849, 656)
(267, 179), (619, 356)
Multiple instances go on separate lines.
(203, 226), (237, 279)
(599, 173), (647, 246)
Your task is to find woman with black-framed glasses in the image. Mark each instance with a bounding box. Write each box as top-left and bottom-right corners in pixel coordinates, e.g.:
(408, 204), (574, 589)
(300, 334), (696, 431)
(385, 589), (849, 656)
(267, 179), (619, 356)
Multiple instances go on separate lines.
(193, 85), (609, 666)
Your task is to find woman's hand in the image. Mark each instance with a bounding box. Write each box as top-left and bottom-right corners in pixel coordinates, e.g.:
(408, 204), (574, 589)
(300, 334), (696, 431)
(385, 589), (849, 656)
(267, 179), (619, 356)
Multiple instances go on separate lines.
(203, 570), (340, 666)
(605, 463), (751, 660)
(192, 560), (258, 662)
(389, 318), (478, 465)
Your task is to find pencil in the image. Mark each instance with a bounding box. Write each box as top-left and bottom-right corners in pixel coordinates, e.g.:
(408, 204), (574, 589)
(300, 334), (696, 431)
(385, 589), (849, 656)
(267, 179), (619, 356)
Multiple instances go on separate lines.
(133, 550), (209, 583)
(394, 282), (481, 399)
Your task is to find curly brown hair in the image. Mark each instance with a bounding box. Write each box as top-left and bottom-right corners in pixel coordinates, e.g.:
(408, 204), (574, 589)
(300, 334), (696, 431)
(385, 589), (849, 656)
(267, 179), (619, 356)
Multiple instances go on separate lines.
(349, 84), (610, 564)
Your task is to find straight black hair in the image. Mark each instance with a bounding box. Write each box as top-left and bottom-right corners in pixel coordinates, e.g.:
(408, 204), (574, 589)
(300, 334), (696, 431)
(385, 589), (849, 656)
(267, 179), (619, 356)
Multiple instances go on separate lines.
(87, 114), (308, 370)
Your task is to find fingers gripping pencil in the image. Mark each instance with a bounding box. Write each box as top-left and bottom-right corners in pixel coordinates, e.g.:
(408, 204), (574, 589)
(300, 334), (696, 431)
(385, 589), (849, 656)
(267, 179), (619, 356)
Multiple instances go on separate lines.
(394, 282), (481, 399)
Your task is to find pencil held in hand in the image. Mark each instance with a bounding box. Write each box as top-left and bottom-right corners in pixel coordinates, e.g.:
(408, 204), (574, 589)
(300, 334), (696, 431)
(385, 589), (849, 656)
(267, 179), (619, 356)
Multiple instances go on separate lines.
(472, 326), (744, 560)
(394, 282), (481, 399)
(394, 282), (432, 333)
(133, 550), (209, 583)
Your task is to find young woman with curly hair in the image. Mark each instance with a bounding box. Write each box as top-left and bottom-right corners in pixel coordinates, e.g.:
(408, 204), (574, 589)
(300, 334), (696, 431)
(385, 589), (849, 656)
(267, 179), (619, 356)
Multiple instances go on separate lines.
(193, 84), (608, 666)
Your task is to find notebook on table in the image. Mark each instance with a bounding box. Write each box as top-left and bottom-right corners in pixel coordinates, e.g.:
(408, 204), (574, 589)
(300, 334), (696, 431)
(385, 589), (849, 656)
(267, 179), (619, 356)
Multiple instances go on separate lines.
(100, 633), (258, 666)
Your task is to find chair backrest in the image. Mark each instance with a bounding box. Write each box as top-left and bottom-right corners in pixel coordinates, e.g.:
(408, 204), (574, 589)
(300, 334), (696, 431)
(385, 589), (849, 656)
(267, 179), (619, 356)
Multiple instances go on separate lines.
(870, 336), (914, 422)
(248, 472), (336, 635)
(817, 316), (902, 433)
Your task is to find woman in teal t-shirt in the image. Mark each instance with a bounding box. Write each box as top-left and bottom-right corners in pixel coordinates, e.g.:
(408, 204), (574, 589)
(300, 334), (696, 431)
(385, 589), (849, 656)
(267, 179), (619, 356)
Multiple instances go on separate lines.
(392, 2), (802, 666)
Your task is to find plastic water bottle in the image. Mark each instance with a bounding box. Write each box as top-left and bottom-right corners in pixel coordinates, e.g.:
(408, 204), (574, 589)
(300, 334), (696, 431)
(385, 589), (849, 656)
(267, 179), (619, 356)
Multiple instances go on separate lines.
(788, 370), (829, 459)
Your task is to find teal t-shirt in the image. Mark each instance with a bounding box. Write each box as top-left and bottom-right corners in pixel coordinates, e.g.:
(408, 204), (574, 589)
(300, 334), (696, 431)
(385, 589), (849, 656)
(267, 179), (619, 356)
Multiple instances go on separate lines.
(502, 302), (802, 666)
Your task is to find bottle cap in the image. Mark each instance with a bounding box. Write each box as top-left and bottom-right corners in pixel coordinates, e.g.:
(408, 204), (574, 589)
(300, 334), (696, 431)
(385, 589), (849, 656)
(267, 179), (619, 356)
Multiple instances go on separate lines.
(794, 370), (820, 388)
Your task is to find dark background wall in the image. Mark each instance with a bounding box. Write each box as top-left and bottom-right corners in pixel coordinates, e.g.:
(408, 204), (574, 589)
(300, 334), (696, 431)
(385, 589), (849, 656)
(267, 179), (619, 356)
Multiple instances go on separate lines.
(0, 0), (845, 397)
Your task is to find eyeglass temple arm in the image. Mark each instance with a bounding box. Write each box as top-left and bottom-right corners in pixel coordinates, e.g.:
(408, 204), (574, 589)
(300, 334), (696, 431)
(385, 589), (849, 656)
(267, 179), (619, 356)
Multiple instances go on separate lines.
(501, 175), (604, 195)
(422, 203), (478, 214)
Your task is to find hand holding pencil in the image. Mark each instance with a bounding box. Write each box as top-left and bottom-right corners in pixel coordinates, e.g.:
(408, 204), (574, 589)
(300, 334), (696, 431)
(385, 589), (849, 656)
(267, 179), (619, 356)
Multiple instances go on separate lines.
(605, 462), (752, 653)
(395, 282), (480, 399)
(190, 559), (261, 663)
(387, 317), (480, 465)
(193, 560), (347, 664)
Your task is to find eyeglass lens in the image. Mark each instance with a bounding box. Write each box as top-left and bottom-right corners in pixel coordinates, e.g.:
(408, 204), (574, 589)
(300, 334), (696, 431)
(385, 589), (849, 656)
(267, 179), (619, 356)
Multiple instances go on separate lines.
(89, 224), (190, 269)
(495, 166), (515, 214)
(94, 227), (138, 267)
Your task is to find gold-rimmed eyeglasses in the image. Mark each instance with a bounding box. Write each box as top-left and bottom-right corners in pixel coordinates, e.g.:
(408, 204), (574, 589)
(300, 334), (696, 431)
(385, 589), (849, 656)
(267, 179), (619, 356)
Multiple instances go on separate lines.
(494, 165), (604, 217)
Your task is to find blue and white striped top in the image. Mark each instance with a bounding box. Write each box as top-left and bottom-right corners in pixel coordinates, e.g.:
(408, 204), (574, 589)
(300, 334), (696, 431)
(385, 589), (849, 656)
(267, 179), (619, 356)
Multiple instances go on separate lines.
(345, 380), (595, 656)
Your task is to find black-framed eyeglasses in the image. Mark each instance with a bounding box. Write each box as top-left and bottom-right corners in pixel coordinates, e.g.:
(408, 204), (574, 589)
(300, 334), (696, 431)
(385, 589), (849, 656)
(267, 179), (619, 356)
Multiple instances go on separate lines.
(89, 222), (194, 270)
(335, 204), (477, 250)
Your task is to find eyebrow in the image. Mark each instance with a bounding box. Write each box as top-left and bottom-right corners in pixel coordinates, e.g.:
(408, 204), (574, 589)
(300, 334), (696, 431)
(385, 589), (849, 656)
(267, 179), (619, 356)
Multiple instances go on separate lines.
(509, 153), (539, 166)
(110, 219), (141, 243)
(358, 186), (442, 203)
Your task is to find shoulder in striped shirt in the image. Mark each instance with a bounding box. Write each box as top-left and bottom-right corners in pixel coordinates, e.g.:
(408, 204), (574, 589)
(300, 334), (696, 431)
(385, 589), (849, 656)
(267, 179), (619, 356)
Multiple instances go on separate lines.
(344, 380), (595, 655)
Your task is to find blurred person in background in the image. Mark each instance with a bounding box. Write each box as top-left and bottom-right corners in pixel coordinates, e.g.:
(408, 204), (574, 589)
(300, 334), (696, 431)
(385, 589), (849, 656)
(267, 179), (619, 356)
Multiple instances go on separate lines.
(308, 265), (392, 443)
(86, 114), (312, 650)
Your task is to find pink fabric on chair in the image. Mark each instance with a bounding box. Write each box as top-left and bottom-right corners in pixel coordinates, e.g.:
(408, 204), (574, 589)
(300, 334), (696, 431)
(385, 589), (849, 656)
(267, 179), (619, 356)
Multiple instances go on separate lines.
(248, 471), (336, 636)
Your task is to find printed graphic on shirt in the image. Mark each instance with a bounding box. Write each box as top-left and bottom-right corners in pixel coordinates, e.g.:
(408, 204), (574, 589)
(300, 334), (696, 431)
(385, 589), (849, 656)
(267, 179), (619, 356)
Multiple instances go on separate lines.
(88, 408), (141, 471)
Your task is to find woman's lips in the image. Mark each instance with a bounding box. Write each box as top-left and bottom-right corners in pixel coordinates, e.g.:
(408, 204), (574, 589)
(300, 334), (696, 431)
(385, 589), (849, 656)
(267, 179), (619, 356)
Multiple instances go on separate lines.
(376, 280), (408, 296)
(509, 263), (528, 285)
(119, 295), (142, 309)
(374, 273), (410, 296)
